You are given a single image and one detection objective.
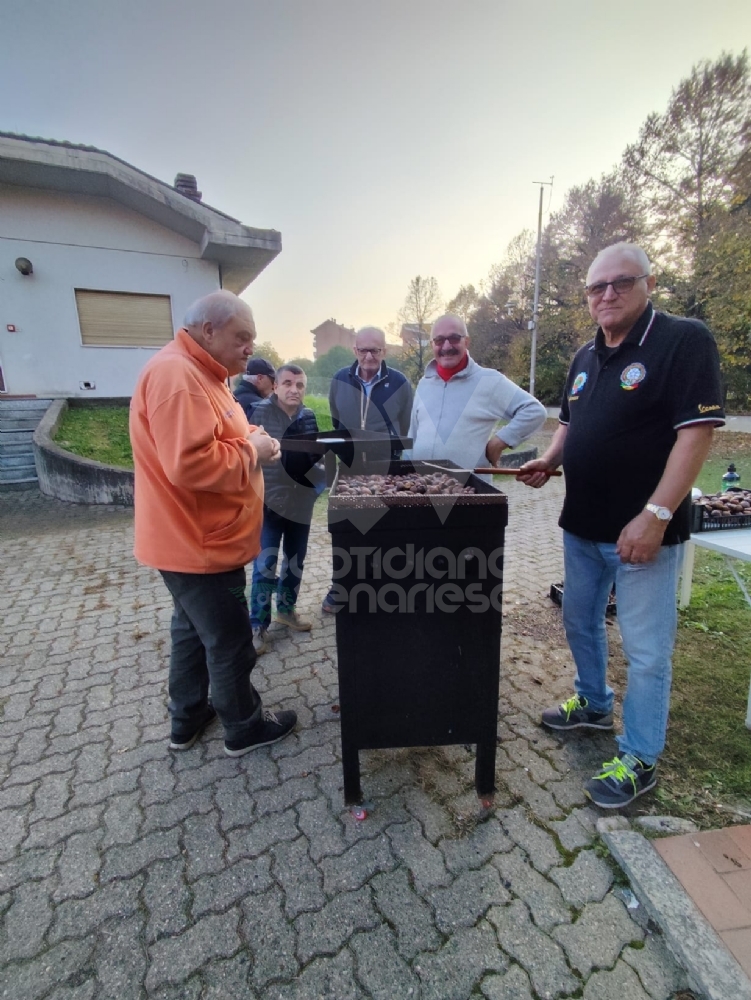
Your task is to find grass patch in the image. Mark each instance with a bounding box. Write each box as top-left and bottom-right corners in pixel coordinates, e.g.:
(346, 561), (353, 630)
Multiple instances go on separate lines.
(53, 398), (334, 469)
(658, 547), (751, 825)
(695, 431), (751, 495)
(55, 406), (133, 469)
(304, 394), (333, 431)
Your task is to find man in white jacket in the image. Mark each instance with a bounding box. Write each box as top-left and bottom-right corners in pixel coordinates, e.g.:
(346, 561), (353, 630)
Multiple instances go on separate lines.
(409, 314), (547, 470)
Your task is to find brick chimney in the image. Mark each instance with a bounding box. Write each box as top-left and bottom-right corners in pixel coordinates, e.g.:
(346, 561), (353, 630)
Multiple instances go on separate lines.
(174, 173), (202, 202)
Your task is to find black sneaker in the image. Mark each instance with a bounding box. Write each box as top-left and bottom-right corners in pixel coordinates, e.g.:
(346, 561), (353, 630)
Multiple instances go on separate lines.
(321, 590), (341, 614)
(169, 705), (217, 751)
(541, 694), (614, 731)
(585, 752), (657, 809)
(224, 709), (297, 757)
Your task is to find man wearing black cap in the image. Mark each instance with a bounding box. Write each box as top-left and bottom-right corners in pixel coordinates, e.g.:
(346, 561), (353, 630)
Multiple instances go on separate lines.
(235, 357), (276, 422)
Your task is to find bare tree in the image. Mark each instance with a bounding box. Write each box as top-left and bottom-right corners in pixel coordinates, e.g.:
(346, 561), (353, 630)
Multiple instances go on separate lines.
(397, 275), (442, 380)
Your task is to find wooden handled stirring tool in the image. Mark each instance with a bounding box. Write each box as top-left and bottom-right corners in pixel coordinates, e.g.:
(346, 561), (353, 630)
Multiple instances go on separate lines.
(420, 460), (561, 477)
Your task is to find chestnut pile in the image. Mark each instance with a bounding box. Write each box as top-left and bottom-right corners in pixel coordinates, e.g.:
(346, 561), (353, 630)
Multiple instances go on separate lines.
(333, 472), (476, 497)
(693, 489), (751, 520)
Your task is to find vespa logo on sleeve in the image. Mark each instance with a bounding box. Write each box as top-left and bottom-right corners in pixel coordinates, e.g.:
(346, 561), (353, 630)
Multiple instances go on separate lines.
(620, 362), (646, 391)
(568, 371), (588, 401)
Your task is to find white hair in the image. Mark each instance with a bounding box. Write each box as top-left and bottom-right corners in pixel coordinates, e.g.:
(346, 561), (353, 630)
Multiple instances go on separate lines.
(431, 314), (468, 337)
(588, 243), (652, 282)
(355, 325), (387, 344)
(183, 290), (253, 330)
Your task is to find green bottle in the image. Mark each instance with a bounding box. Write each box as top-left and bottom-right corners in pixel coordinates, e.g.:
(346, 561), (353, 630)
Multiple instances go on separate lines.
(721, 463), (741, 491)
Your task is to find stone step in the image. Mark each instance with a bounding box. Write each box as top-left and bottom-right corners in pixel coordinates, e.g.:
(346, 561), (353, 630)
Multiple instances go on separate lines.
(0, 441), (34, 457)
(0, 416), (46, 431)
(0, 477), (39, 490)
(0, 399), (53, 432)
(0, 429), (34, 445)
(0, 453), (36, 471)
(0, 397), (53, 412)
(0, 466), (37, 483)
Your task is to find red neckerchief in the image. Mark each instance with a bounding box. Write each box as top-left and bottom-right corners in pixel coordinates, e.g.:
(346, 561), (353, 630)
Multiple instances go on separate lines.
(435, 353), (469, 382)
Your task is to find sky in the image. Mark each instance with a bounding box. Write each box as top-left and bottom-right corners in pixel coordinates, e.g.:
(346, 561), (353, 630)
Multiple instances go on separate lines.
(1, 1), (750, 358)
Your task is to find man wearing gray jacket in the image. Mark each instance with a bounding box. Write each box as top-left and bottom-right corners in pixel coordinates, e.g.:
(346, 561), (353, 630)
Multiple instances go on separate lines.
(409, 314), (547, 470)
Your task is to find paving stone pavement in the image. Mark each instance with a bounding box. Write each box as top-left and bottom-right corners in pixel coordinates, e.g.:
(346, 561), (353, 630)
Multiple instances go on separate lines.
(0, 482), (694, 999)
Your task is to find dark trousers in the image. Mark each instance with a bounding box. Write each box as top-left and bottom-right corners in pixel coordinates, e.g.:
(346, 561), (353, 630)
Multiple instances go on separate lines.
(160, 568), (262, 744)
(250, 508), (311, 628)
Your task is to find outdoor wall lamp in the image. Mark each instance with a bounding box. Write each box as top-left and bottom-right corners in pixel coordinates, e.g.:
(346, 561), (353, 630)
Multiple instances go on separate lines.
(15, 257), (33, 276)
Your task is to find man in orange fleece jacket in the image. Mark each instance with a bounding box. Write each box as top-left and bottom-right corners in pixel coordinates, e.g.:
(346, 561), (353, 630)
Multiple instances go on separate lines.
(130, 290), (297, 756)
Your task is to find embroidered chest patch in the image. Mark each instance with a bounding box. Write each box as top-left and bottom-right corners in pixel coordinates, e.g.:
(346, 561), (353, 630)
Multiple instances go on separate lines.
(620, 362), (646, 391)
(569, 372), (588, 399)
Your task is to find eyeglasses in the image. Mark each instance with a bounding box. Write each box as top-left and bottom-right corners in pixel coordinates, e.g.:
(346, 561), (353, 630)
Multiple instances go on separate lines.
(355, 347), (383, 356)
(585, 274), (649, 298)
(432, 333), (465, 347)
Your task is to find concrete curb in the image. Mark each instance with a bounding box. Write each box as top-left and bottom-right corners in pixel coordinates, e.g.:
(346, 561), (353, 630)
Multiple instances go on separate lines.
(602, 828), (751, 1000)
(33, 399), (133, 505)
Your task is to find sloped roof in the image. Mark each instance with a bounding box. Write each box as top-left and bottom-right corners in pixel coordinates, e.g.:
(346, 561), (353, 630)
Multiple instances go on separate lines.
(0, 132), (281, 293)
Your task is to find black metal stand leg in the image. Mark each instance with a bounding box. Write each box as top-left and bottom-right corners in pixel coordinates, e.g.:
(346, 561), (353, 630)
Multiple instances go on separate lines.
(342, 741), (363, 806)
(475, 741), (496, 801)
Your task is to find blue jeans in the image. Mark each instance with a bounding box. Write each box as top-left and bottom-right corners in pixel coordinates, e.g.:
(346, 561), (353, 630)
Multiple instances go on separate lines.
(250, 508), (311, 628)
(562, 531), (683, 765)
(160, 568), (262, 744)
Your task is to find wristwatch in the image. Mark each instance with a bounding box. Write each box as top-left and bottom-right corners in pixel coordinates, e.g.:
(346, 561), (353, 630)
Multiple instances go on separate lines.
(645, 503), (672, 522)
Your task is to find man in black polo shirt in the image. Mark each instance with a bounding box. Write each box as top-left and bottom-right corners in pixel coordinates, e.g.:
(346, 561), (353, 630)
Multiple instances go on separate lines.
(519, 242), (725, 808)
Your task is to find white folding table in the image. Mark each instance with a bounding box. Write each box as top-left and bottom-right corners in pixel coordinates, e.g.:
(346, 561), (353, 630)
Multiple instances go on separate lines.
(679, 527), (751, 728)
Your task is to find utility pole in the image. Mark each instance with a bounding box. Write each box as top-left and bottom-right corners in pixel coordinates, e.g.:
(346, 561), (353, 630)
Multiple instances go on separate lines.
(529, 177), (553, 397)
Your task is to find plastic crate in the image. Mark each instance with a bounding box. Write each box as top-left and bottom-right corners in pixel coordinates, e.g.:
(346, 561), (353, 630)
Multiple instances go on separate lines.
(691, 491), (751, 532)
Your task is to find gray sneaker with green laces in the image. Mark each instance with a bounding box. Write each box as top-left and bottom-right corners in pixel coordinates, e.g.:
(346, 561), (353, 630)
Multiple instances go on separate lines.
(541, 694), (614, 731)
(585, 753), (657, 809)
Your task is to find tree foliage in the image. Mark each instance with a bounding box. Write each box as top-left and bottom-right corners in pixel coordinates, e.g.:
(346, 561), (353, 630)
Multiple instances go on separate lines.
(699, 200), (751, 406)
(252, 340), (284, 371)
(309, 345), (353, 379)
(444, 50), (751, 408)
(445, 284), (480, 322)
(622, 51), (751, 307)
(285, 356), (314, 374)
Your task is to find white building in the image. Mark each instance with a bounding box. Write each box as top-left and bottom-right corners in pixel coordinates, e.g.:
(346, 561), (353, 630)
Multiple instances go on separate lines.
(0, 133), (281, 398)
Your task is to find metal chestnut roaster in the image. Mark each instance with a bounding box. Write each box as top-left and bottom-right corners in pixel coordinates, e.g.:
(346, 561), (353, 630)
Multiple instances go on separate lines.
(321, 448), (508, 811)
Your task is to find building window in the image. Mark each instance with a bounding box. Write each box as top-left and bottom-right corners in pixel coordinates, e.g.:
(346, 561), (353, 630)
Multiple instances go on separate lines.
(75, 290), (174, 348)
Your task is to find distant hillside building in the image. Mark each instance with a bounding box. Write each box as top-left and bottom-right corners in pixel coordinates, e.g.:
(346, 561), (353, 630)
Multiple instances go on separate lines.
(311, 319), (355, 360)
